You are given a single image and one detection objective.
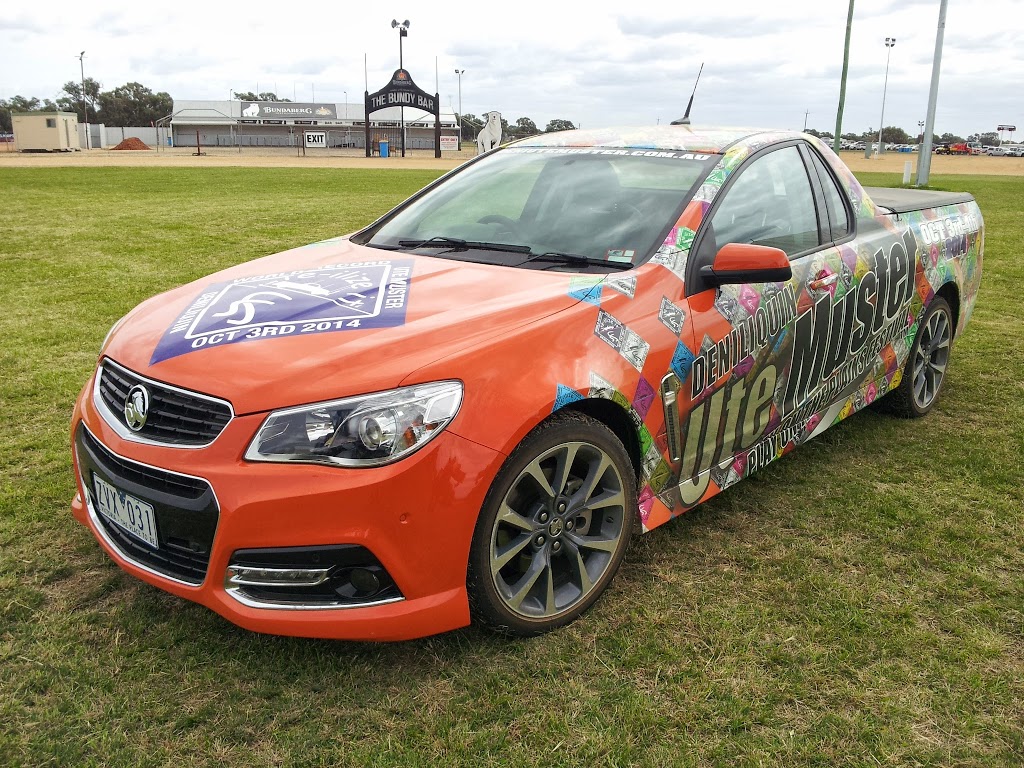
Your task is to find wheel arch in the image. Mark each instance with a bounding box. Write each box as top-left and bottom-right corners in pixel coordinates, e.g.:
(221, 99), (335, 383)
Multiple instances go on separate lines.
(559, 398), (644, 483)
(935, 281), (961, 338)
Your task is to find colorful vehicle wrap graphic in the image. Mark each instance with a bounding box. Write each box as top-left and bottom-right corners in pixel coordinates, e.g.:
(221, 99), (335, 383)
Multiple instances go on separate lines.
(544, 134), (982, 534)
(150, 260), (413, 364)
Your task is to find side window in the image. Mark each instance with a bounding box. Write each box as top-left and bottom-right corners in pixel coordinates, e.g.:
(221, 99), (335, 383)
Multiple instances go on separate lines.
(46, 118), (56, 128)
(809, 151), (852, 241)
(708, 146), (820, 256)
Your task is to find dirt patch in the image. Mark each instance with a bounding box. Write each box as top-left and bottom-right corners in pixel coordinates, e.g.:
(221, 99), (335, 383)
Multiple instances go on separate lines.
(839, 151), (1024, 177)
(110, 137), (151, 151)
(0, 146), (469, 170)
(0, 144), (1021, 176)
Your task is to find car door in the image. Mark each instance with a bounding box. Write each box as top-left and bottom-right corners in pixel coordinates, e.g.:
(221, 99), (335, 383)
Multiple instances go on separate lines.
(664, 141), (885, 508)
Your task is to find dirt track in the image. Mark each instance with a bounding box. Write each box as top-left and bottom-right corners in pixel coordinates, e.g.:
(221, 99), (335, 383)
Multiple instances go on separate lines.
(0, 146), (476, 171)
(1, 144), (1021, 176)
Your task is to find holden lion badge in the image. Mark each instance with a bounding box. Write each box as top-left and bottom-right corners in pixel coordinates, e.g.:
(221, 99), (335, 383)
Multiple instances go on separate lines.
(124, 384), (150, 431)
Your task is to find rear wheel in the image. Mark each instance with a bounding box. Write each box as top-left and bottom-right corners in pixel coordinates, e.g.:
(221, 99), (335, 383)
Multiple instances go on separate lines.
(467, 412), (636, 637)
(875, 296), (953, 418)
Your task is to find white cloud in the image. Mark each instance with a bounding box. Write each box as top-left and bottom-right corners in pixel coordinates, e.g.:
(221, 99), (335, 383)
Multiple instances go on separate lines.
(0, 0), (1021, 137)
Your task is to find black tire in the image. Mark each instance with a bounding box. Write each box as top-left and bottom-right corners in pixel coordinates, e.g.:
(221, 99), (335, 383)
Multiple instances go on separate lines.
(874, 296), (953, 418)
(467, 412), (637, 637)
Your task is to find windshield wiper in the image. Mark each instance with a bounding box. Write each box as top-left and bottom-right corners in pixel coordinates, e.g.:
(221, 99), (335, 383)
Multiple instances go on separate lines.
(522, 251), (634, 271)
(393, 238), (632, 270)
(396, 236), (532, 254)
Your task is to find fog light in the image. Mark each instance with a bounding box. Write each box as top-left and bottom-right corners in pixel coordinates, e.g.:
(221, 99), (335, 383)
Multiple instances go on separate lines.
(349, 567), (381, 595)
(225, 545), (402, 608)
(226, 565), (331, 587)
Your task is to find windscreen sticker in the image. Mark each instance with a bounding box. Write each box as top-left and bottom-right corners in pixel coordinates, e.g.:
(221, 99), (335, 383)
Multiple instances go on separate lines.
(606, 250), (636, 265)
(150, 260), (413, 364)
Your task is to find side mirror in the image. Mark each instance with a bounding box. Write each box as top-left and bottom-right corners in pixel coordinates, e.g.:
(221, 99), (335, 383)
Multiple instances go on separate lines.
(698, 243), (792, 287)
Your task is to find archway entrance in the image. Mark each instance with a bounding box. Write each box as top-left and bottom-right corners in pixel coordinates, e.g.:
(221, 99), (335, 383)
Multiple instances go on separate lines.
(364, 69), (441, 158)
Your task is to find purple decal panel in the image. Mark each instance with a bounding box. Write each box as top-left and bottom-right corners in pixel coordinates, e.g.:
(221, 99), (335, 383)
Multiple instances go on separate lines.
(150, 260), (413, 364)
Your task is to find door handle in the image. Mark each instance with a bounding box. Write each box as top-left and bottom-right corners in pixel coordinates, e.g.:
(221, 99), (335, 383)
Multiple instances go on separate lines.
(809, 273), (839, 291)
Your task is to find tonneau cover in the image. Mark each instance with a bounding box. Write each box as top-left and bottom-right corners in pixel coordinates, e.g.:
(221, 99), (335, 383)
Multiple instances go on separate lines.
(864, 186), (975, 214)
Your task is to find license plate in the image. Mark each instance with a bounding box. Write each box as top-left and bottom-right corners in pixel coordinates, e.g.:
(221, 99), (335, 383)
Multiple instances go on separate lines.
(92, 475), (160, 549)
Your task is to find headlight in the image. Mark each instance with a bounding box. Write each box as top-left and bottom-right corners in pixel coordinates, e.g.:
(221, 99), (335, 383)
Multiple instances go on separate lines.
(244, 381), (463, 467)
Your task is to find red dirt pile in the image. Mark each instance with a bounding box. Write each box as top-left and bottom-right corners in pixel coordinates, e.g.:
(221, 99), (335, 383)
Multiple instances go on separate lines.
(110, 137), (151, 151)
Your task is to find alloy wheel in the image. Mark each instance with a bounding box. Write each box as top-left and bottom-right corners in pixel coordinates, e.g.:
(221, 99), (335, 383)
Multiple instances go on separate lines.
(912, 306), (951, 410)
(488, 440), (627, 620)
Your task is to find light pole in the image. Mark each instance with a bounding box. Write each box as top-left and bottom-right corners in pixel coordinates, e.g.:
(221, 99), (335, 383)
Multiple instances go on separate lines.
(344, 91), (348, 119)
(392, 19), (409, 68)
(78, 51), (90, 150)
(918, 120), (925, 144)
(391, 19), (410, 157)
(876, 37), (896, 156)
(803, 110), (810, 132)
(454, 69), (464, 146)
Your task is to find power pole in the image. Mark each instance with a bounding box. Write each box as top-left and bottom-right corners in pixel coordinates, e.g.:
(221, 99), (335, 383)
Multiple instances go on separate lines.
(78, 51), (90, 150)
(917, 0), (948, 186)
(455, 69), (464, 146)
(833, 0), (855, 152)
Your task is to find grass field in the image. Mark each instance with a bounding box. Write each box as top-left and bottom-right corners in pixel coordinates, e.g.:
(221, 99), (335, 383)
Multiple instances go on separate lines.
(1, 167), (1021, 767)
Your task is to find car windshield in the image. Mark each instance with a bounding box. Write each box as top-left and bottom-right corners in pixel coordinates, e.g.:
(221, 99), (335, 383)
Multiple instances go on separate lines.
(356, 147), (718, 270)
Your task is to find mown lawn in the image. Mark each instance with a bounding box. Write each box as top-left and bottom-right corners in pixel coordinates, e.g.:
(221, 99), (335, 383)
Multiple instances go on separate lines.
(0, 167), (1021, 767)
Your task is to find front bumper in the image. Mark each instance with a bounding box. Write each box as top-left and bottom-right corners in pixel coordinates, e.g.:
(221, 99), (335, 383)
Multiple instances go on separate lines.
(70, 373), (505, 641)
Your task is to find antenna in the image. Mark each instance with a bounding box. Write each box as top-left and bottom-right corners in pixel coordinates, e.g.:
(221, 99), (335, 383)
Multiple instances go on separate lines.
(671, 62), (704, 126)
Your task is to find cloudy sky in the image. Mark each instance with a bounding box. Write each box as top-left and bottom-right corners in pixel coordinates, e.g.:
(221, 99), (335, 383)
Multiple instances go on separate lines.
(2, 0), (1021, 139)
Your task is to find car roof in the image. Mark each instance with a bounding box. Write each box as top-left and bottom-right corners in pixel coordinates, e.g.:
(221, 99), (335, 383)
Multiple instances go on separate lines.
(509, 125), (802, 155)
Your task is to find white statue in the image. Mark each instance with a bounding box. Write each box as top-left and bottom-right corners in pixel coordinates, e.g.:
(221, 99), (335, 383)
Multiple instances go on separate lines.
(477, 111), (502, 154)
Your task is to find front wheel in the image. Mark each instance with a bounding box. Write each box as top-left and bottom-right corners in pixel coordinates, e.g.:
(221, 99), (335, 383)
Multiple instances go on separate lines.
(875, 296), (953, 418)
(467, 412), (636, 637)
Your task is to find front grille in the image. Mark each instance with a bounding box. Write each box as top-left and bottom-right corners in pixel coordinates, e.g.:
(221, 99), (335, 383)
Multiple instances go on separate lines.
(77, 425), (219, 585)
(98, 360), (232, 446)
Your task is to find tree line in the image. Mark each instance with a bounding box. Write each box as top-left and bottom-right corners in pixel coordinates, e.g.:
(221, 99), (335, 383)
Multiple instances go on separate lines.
(0, 80), (573, 140)
(0, 80), (172, 133)
(805, 126), (1001, 145)
(2, 85), (999, 147)
(459, 114), (575, 141)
